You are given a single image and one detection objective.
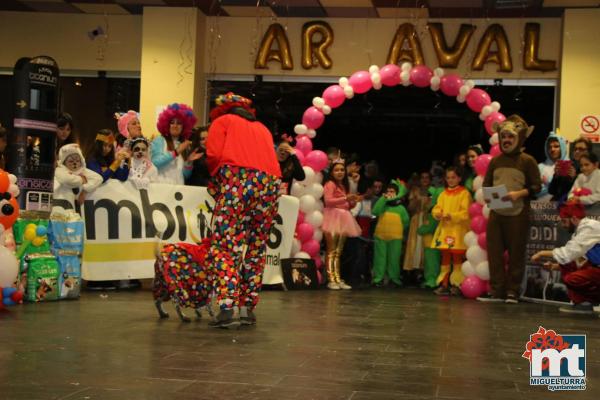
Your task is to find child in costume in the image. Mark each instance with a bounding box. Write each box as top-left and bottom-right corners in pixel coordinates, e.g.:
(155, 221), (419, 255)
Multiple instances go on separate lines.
(322, 158), (362, 290)
(53, 144), (103, 207)
(128, 137), (158, 190)
(417, 186), (445, 288)
(479, 115), (541, 303)
(432, 166), (472, 295)
(152, 103), (200, 185)
(568, 153), (600, 206)
(115, 110), (143, 150)
(403, 171), (433, 273)
(205, 92), (281, 328)
(372, 179), (410, 288)
(538, 131), (568, 201)
(86, 129), (130, 183)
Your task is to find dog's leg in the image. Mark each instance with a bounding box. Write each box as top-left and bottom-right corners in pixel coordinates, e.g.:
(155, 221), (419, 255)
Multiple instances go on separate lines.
(194, 309), (202, 320)
(155, 299), (169, 319)
(175, 304), (191, 323)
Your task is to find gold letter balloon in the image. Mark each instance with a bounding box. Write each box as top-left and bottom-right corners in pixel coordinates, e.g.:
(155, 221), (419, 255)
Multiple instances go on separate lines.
(254, 23), (293, 70)
(386, 23), (425, 66)
(301, 21), (334, 69)
(523, 23), (556, 72)
(471, 24), (513, 72)
(427, 23), (476, 68)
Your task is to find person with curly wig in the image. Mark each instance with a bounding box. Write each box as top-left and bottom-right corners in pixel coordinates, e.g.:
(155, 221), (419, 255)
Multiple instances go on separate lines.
(204, 92), (281, 329)
(152, 103), (201, 185)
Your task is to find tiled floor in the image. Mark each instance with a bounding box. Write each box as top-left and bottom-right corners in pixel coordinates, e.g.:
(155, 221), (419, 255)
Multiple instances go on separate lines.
(0, 288), (598, 399)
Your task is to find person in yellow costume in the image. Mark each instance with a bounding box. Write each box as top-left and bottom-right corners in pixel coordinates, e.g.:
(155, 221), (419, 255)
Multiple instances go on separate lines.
(432, 166), (472, 295)
(372, 179), (409, 288)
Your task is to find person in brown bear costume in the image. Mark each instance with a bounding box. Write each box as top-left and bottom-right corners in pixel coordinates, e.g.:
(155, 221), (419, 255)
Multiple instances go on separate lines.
(478, 115), (542, 304)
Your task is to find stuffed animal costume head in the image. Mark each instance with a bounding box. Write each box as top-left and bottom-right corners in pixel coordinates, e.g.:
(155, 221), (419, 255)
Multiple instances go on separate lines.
(493, 115), (534, 156)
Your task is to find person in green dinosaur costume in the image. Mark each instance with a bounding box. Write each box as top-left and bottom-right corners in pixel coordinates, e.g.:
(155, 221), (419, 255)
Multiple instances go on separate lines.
(417, 186), (445, 288)
(372, 179), (410, 287)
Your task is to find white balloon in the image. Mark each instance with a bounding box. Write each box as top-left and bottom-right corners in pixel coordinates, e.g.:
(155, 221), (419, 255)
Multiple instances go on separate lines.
(481, 105), (493, 117)
(489, 133), (499, 145)
(400, 71), (410, 83)
(306, 210), (324, 227)
(430, 84), (440, 92)
(456, 94), (466, 103)
(343, 85), (354, 98)
(434, 67), (445, 77)
(312, 97), (325, 109)
(306, 129), (317, 139)
(9, 174), (17, 184)
(0, 246), (19, 287)
(479, 112), (486, 121)
(307, 183), (324, 199)
(294, 124), (308, 135)
(372, 82), (382, 90)
(291, 238), (301, 255)
(315, 200), (324, 211)
(302, 166), (316, 184)
(473, 176), (483, 192)
(322, 105), (332, 115)
(299, 195), (317, 213)
(462, 261), (475, 277)
(313, 229), (323, 243)
(491, 101), (501, 112)
(290, 182), (306, 197)
(315, 172), (323, 183)
(475, 261), (490, 280)
(294, 251), (310, 259)
(9, 184), (20, 198)
(482, 205), (490, 219)
(371, 72), (381, 85)
(466, 245), (488, 266)
(369, 65), (380, 74)
(339, 77), (349, 87)
(464, 231), (478, 248)
(401, 62), (412, 71)
(475, 188), (485, 205)
(465, 79), (475, 88)
(459, 85), (471, 96)
(430, 76), (441, 87)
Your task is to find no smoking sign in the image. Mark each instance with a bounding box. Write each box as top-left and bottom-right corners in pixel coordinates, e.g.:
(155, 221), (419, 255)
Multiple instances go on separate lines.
(580, 115), (600, 134)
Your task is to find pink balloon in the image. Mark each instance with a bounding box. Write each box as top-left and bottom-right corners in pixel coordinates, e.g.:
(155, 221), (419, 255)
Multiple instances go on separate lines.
(305, 150), (328, 173)
(296, 223), (314, 243)
(313, 256), (323, 269)
(296, 211), (305, 226)
(302, 239), (320, 258)
(295, 150), (306, 165)
(440, 74), (463, 97)
(474, 154), (493, 177)
(470, 215), (487, 234)
(348, 70), (372, 94)
(295, 136), (313, 156)
(490, 144), (501, 157)
(484, 112), (506, 135)
(461, 275), (486, 299)
(469, 202), (483, 219)
(322, 85), (346, 108)
(316, 269), (324, 284)
(302, 106), (325, 130)
(477, 232), (487, 250)
(409, 65), (433, 88)
(466, 88), (491, 113)
(379, 64), (401, 87)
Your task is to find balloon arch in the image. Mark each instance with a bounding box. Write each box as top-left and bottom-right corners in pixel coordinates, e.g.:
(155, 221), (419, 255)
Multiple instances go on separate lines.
(288, 62), (506, 297)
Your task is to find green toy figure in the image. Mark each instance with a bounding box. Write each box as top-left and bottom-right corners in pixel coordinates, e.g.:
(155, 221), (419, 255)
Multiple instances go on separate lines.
(372, 180), (410, 287)
(417, 187), (445, 288)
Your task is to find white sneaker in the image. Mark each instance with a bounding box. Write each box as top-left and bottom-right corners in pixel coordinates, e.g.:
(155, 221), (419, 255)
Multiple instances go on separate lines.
(338, 280), (352, 290)
(327, 282), (340, 290)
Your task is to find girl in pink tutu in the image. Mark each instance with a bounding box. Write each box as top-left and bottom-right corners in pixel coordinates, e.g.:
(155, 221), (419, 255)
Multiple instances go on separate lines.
(322, 157), (362, 290)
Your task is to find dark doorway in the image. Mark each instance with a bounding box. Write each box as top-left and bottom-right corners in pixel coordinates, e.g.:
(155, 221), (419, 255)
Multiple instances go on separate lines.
(208, 80), (554, 180)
